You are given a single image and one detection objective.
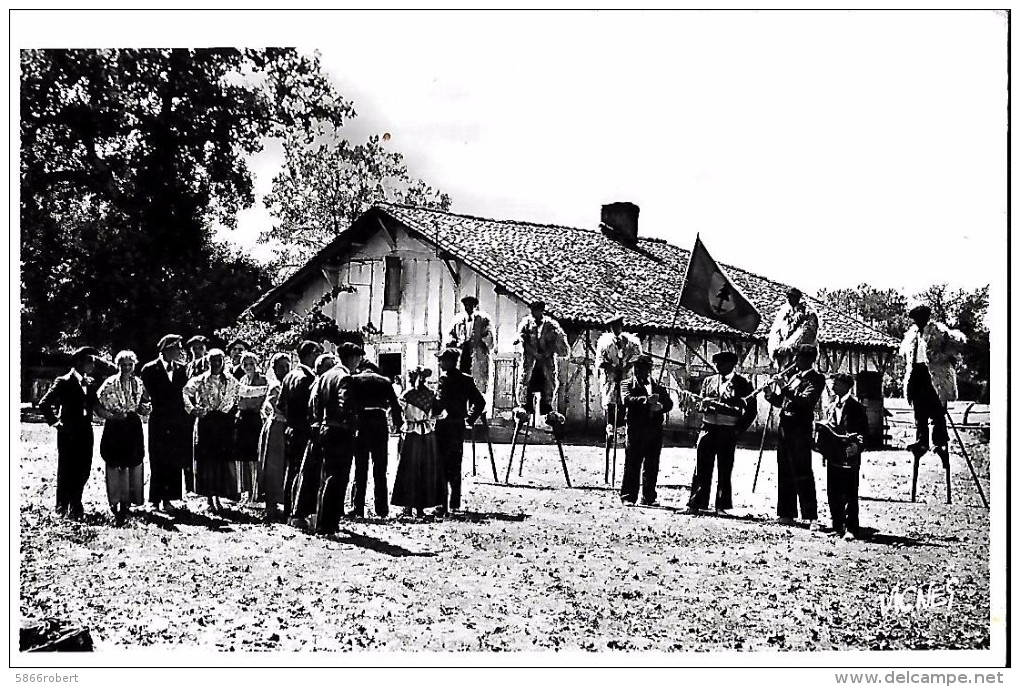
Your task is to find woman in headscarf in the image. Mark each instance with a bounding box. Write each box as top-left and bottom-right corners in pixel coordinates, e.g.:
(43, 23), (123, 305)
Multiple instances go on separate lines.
(391, 367), (444, 518)
(257, 352), (291, 521)
(235, 352), (267, 502)
(183, 348), (240, 514)
(96, 350), (152, 526)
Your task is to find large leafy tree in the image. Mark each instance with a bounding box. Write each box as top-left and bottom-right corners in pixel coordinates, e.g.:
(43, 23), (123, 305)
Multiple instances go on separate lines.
(20, 48), (351, 361)
(262, 131), (451, 275)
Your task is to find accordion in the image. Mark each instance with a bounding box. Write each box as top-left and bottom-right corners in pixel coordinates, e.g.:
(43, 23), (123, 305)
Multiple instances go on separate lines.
(814, 422), (861, 467)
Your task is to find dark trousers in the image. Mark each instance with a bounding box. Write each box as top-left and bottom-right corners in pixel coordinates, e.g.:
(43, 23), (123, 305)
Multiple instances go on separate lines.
(283, 426), (309, 517)
(605, 403), (626, 428)
(524, 367), (553, 416)
(149, 460), (183, 504)
(688, 425), (737, 510)
(316, 426), (355, 534)
(776, 418), (818, 519)
(435, 418), (465, 510)
(909, 366), (948, 448)
(55, 422), (93, 515)
(826, 463), (860, 535)
(621, 426), (662, 504)
(353, 413), (390, 517)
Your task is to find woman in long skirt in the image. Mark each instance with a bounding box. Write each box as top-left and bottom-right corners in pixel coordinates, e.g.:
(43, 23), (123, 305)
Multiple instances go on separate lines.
(235, 352), (267, 502)
(96, 351), (152, 526)
(258, 353), (291, 521)
(391, 367), (444, 518)
(183, 348), (240, 513)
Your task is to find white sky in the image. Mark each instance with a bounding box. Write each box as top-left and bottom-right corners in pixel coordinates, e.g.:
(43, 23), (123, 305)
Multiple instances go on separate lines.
(16, 10), (1010, 295)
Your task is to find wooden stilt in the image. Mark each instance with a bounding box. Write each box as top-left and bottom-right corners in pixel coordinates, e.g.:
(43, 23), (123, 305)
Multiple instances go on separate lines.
(481, 415), (499, 482)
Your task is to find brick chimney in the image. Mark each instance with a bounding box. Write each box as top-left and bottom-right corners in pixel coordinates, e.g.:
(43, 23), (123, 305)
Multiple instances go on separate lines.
(600, 202), (640, 245)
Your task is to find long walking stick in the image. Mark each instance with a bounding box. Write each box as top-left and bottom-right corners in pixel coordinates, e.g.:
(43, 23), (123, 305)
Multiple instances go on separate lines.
(752, 405), (773, 493)
(946, 409), (989, 509)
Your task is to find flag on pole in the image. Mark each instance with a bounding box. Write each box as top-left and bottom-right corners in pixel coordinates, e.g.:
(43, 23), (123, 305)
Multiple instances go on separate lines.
(677, 235), (762, 334)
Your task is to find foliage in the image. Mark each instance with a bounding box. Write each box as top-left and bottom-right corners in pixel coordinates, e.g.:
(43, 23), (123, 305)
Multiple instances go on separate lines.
(20, 48), (350, 361)
(816, 283), (990, 401)
(262, 131), (452, 276)
(214, 309), (365, 366)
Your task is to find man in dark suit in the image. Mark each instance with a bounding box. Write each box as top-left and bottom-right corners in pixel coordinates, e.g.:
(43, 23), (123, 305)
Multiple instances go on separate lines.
(313, 352), (356, 535)
(139, 334), (191, 511)
(433, 348), (485, 516)
(764, 344), (825, 529)
(621, 354), (674, 506)
(349, 360), (403, 519)
(687, 351), (755, 513)
(277, 340), (322, 520)
(818, 373), (869, 540)
(39, 346), (100, 517)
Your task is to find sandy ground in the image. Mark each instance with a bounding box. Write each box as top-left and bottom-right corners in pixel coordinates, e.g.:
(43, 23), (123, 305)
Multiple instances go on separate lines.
(19, 421), (990, 651)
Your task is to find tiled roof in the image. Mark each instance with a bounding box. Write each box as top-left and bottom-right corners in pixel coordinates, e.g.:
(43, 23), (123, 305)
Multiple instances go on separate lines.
(252, 203), (897, 349)
(379, 204), (896, 349)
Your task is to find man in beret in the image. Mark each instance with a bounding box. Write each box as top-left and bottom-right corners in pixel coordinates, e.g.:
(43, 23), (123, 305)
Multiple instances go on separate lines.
(764, 344), (825, 529)
(313, 351), (356, 534)
(899, 302), (966, 498)
(432, 347), (486, 516)
(277, 340), (323, 521)
(514, 300), (569, 424)
(347, 359), (403, 519)
(447, 295), (495, 395)
(140, 335), (192, 512)
(185, 335), (210, 379)
(687, 350), (755, 514)
(595, 313), (643, 441)
(39, 346), (100, 517)
(818, 373), (869, 539)
(620, 354), (673, 506)
(767, 288), (820, 368)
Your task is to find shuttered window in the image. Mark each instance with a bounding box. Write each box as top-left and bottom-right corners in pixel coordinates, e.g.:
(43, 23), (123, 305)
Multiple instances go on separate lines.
(384, 256), (402, 309)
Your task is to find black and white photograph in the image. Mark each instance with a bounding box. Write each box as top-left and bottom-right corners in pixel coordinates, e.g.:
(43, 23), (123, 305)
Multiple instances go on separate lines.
(10, 8), (1011, 680)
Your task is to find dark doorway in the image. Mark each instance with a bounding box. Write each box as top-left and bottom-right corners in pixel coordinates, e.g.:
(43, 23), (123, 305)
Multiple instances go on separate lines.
(378, 353), (402, 381)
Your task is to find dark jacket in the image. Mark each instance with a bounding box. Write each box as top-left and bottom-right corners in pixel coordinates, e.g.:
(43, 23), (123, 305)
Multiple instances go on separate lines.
(139, 358), (189, 422)
(314, 367), (354, 429)
(277, 364), (316, 431)
(767, 368), (825, 425)
(39, 370), (97, 427)
(433, 369), (485, 424)
(827, 395), (869, 438)
(622, 376), (674, 431)
(348, 370), (403, 428)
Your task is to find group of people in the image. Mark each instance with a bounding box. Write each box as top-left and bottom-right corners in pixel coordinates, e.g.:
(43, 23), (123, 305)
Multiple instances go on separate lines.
(38, 286), (967, 539)
(38, 330), (487, 529)
(591, 288), (966, 541)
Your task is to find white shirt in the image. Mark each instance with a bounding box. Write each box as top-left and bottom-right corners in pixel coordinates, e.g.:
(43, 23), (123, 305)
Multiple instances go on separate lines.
(161, 357), (175, 381)
(833, 391), (851, 425)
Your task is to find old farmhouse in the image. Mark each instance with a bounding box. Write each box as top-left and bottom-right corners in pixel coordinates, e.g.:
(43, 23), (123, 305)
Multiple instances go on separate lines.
(248, 203), (899, 440)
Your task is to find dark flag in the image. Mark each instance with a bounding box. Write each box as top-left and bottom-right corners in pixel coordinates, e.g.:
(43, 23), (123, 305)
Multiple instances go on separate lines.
(678, 236), (762, 334)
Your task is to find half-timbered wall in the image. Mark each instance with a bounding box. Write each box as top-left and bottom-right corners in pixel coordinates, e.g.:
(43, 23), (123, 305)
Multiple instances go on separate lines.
(273, 223), (894, 435)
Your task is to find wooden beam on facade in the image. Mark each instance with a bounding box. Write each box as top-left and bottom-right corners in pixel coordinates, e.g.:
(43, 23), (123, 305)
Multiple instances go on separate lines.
(439, 252), (461, 286)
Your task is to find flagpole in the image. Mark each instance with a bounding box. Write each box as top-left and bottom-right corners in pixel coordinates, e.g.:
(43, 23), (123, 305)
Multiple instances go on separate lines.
(657, 234), (699, 385)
